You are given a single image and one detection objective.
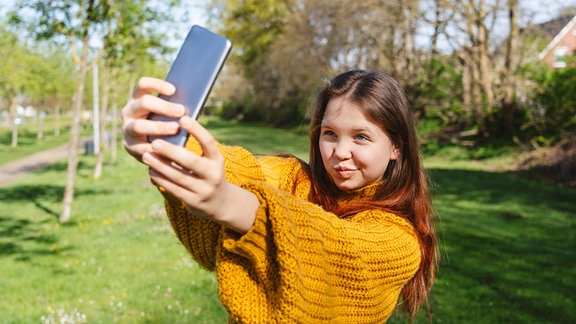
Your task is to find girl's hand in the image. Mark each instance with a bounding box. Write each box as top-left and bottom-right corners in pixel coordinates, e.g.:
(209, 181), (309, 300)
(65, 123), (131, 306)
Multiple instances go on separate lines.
(142, 116), (259, 234)
(121, 77), (186, 162)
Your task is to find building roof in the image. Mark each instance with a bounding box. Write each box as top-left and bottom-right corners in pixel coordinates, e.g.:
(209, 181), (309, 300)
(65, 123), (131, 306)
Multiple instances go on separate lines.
(537, 15), (576, 60)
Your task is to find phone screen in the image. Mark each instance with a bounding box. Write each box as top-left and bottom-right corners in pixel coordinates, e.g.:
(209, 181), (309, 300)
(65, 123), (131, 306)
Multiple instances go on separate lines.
(148, 25), (232, 146)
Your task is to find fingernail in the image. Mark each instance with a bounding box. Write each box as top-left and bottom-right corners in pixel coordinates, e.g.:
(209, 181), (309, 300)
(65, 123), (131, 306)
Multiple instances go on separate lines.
(165, 84), (176, 94)
(142, 152), (152, 163)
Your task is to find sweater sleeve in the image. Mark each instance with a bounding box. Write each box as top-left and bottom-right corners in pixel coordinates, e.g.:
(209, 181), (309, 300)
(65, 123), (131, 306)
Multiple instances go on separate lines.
(161, 138), (289, 270)
(216, 181), (421, 323)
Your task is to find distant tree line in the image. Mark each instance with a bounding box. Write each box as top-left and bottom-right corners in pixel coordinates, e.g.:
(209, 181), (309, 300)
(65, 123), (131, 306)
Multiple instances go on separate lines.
(208, 0), (575, 148)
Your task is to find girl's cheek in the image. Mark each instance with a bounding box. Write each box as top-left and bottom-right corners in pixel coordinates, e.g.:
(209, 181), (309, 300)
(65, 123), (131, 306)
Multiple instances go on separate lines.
(319, 142), (332, 159)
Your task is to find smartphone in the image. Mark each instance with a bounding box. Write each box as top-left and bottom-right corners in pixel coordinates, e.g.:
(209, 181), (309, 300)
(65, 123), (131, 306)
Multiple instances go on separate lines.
(147, 25), (232, 146)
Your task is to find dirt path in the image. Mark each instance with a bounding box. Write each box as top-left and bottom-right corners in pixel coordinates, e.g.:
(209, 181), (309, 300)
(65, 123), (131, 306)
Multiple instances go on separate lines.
(0, 140), (89, 187)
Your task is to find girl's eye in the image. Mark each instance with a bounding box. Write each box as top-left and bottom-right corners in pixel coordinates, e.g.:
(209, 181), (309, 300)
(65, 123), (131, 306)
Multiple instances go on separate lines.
(355, 134), (369, 141)
(322, 130), (336, 137)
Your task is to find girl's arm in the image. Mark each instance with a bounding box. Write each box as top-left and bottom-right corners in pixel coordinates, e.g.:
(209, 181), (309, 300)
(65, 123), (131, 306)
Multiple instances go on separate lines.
(145, 117), (280, 269)
(143, 117), (261, 234)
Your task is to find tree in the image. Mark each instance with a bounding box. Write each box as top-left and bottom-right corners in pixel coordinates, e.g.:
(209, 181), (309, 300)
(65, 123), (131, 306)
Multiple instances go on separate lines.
(499, 0), (518, 133)
(210, 0), (427, 125)
(0, 25), (34, 148)
(529, 65), (576, 142)
(93, 0), (177, 178)
(11, 0), (111, 223)
(25, 44), (76, 140)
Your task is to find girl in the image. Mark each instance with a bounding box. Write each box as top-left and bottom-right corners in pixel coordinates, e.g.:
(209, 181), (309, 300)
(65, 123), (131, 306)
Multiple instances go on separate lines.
(122, 70), (438, 323)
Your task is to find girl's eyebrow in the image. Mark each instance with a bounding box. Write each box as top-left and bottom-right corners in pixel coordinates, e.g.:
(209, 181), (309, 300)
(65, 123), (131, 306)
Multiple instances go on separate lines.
(351, 127), (373, 133)
(320, 122), (375, 134)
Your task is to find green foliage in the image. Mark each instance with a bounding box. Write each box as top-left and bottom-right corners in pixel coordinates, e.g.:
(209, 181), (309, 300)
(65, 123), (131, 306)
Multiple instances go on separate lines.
(0, 25), (75, 102)
(102, 0), (179, 69)
(413, 56), (464, 126)
(0, 25), (33, 98)
(527, 65), (576, 142)
(28, 45), (76, 105)
(212, 0), (289, 70)
(12, 0), (111, 42)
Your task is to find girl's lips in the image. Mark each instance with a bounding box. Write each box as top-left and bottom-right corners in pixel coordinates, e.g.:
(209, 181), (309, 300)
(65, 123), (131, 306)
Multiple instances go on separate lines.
(334, 166), (357, 179)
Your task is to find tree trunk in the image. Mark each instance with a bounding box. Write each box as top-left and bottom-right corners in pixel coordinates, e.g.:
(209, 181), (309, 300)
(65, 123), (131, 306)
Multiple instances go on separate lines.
(94, 62), (110, 179)
(500, 0), (518, 132)
(9, 96), (18, 148)
(60, 34), (90, 223)
(55, 102), (61, 136)
(478, 4), (493, 107)
(458, 51), (472, 119)
(110, 70), (127, 163)
(111, 102), (118, 162)
(36, 104), (44, 140)
(430, 0), (442, 56)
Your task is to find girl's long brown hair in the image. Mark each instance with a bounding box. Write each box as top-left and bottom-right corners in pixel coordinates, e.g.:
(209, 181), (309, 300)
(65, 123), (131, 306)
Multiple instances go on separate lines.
(307, 70), (438, 319)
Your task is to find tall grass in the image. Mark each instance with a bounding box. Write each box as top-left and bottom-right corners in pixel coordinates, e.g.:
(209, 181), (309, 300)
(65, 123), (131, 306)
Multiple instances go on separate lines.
(1, 118), (574, 323)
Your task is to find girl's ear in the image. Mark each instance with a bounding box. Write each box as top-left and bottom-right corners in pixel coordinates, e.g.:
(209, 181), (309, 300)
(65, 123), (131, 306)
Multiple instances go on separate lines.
(390, 145), (400, 160)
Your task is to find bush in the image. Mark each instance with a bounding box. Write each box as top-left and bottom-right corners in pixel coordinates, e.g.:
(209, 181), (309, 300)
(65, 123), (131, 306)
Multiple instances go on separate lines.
(527, 65), (576, 142)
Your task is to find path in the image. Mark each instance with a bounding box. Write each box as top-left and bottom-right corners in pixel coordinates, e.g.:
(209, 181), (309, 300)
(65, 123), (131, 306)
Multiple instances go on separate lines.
(0, 139), (90, 187)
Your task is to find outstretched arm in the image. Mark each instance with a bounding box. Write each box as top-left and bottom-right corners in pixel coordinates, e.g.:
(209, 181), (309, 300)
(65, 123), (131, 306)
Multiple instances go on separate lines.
(142, 116), (260, 234)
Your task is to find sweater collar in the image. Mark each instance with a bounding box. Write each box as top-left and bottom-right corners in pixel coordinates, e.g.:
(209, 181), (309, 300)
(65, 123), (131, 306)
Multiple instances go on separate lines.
(337, 181), (383, 202)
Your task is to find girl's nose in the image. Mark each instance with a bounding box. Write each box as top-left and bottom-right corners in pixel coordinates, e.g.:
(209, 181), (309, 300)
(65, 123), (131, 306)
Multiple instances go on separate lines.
(334, 140), (352, 160)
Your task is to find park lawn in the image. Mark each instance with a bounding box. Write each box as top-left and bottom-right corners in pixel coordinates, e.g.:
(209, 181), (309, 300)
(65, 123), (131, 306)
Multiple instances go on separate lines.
(0, 114), (74, 165)
(1, 118), (575, 323)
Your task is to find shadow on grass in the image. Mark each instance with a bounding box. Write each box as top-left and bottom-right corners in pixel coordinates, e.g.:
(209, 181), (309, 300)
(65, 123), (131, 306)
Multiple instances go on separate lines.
(0, 216), (63, 261)
(34, 160), (93, 174)
(0, 184), (63, 218)
(426, 168), (576, 323)
(0, 181), (107, 262)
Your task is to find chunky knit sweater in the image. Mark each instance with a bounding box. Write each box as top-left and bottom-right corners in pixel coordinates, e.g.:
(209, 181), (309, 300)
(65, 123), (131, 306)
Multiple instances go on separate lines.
(160, 139), (421, 323)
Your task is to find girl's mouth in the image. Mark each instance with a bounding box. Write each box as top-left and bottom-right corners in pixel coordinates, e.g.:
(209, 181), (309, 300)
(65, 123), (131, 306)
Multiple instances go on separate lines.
(334, 166), (357, 179)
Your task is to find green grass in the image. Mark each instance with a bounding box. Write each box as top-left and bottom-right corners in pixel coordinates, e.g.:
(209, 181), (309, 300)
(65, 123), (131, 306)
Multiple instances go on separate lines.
(0, 115), (74, 165)
(1, 118), (575, 323)
(419, 168), (575, 323)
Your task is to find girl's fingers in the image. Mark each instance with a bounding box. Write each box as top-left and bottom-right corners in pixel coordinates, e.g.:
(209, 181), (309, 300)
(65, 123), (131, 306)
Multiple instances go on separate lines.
(149, 139), (205, 174)
(148, 118), (222, 177)
(148, 168), (195, 204)
(132, 77), (176, 99)
(123, 94), (186, 121)
(180, 117), (222, 160)
(126, 118), (180, 137)
(143, 152), (201, 193)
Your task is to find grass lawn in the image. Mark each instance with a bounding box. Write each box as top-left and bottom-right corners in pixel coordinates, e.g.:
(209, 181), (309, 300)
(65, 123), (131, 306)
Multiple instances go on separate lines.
(0, 115), (74, 165)
(1, 118), (574, 323)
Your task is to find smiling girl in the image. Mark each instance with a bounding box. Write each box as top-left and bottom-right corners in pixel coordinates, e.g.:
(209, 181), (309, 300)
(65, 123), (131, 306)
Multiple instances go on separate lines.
(122, 70), (438, 322)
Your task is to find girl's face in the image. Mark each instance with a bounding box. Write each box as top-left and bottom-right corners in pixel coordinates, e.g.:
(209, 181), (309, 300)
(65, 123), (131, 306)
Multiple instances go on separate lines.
(319, 96), (399, 191)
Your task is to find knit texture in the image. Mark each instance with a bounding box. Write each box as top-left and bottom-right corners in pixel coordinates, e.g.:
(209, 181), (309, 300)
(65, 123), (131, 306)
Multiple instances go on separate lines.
(161, 139), (421, 323)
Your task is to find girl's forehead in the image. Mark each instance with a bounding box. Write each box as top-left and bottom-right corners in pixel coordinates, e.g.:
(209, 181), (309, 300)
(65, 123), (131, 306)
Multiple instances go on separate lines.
(323, 98), (381, 129)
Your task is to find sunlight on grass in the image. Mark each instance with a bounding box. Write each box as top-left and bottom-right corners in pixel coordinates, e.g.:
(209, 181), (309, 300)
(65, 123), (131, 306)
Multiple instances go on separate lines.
(0, 149), (226, 323)
(1, 119), (575, 323)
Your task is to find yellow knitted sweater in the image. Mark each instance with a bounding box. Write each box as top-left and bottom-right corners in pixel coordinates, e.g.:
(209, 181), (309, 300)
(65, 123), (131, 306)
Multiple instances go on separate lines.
(160, 139), (421, 323)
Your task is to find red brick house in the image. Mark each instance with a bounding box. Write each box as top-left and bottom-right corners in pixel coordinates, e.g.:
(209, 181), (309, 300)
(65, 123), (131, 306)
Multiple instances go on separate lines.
(537, 15), (576, 68)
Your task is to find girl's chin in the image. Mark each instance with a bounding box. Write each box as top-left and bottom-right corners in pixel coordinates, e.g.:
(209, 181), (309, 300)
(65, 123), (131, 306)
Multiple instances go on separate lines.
(333, 180), (362, 192)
